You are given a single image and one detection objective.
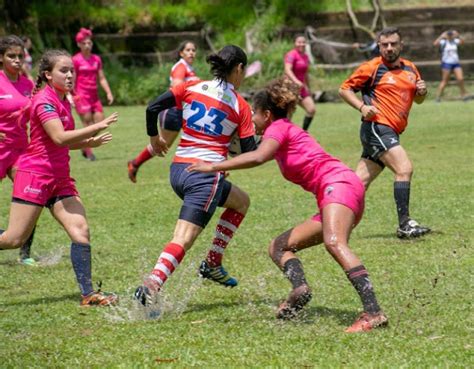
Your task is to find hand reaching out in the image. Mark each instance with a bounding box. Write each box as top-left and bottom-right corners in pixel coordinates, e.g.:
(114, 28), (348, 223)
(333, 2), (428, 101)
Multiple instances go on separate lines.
(87, 132), (113, 148)
(150, 135), (168, 157)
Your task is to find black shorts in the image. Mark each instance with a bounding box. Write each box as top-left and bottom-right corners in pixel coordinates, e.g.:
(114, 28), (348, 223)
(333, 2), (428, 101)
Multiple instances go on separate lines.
(169, 163), (232, 228)
(360, 121), (400, 167)
(159, 107), (182, 132)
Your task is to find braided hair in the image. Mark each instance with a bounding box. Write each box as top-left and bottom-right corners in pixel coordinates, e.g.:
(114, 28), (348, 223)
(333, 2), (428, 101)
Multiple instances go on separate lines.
(34, 49), (71, 93)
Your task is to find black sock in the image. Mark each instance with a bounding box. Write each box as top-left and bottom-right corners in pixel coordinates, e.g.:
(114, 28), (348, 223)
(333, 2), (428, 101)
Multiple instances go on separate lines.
(71, 242), (93, 296)
(394, 181), (410, 226)
(283, 258), (308, 289)
(19, 226), (36, 259)
(302, 116), (313, 131)
(346, 265), (381, 314)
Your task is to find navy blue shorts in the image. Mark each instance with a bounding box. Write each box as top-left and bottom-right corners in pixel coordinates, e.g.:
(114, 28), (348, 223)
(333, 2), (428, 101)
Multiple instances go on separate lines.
(360, 121), (400, 168)
(159, 107), (182, 132)
(170, 163), (232, 228)
(441, 62), (461, 71)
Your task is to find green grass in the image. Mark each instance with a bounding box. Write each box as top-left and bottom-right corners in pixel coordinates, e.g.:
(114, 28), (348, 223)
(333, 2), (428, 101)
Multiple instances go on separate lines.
(1, 100), (473, 368)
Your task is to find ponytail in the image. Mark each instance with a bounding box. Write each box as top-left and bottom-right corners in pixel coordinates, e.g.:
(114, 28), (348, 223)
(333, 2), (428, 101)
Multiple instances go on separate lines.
(206, 45), (247, 83)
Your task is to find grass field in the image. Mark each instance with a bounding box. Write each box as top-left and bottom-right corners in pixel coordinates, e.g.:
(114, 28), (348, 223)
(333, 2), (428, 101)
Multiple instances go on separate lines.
(1, 99), (473, 368)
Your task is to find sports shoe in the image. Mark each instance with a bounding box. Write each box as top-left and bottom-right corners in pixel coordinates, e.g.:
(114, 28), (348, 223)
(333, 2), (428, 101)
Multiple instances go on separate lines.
(19, 257), (38, 266)
(198, 260), (238, 287)
(81, 150), (96, 161)
(276, 284), (312, 320)
(134, 285), (161, 319)
(127, 160), (139, 183)
(396, 219), (431, 239)
(345, 311), (388, 333)
(80, 291), (118, 307)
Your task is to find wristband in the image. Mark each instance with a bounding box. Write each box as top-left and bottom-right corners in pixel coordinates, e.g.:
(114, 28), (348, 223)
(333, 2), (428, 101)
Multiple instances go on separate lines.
(358, 103), (365, 112)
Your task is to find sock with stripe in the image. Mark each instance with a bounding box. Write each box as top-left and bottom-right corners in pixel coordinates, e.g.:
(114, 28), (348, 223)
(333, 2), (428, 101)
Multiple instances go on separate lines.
(133, 144), (155, 168)
(346, 265), (381, 314)
(206, 209), (245, 267)
(145, 242), (186, 292)
(70, 242), (94, 296)
(394, 181), (411, 226)
(283, 258), (308, 289)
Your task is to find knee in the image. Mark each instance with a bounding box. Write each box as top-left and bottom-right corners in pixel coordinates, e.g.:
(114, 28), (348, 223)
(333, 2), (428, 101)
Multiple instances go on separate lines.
(396, 166), (413, 181)
(236, 191), (251, 214)
(323, 233), (345, 254)
(307, 106), (316, 117)
(70, 223), (90, 244)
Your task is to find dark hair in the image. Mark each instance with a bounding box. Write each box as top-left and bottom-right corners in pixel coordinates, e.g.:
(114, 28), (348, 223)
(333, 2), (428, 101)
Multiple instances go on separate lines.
(377, 27), (402, 41)
(294, 34), (306, 42)
(0, 35), (24, 56)
(206, 45), (247, 82)
(35, 49), (71, 92)
(176, 40), (196, 62)
(253, 78), (300, 119)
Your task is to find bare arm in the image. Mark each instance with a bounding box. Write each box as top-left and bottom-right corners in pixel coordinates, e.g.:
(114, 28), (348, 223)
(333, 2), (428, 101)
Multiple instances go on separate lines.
(284, 63), (303, 87)
(188, 138), (279, 173)
(338, 87), (378, 119)
(98, 69), (114, 105)
(433, 31), (448, 46)
(42, 112), (118, 146)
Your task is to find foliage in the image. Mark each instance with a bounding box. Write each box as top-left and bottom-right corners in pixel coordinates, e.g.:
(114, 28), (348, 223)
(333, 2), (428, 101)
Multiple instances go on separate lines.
(1, 101), (473, 367)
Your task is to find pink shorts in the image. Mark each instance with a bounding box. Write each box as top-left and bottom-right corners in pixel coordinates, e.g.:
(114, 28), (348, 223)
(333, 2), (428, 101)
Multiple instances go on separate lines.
(300, 86), (311, 99)
(12, 170), (79, 207)
(0, 146), (25, 180)
(74, 93), (103, 115)
(312, 171), (365, 226)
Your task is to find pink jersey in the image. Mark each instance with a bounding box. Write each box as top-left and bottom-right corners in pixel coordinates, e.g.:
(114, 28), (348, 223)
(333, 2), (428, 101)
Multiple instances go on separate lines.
(0, 71), (34, 149)
(263, 118), (351, 194)
(17, 84), (75, 177)
(72, 52), (102, 96)
(170, 58), (199, 84)
(284, 49), (310, 83)
(171, 79), (255, 163)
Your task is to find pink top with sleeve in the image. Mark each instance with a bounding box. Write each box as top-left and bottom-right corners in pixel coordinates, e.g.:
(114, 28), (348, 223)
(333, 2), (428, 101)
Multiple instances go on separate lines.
(0, 71), (34, 149)
(72, 52), (102, 96)
(284, 49), (309, 84)
(18, 84), (75, 177)
(263, 118), (350, 194)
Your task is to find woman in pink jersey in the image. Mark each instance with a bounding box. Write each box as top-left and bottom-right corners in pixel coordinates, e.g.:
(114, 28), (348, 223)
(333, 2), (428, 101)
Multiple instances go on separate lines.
(127, 40), (199, 183)
(134, 45), (258, 316)
(0, 35), (37, 265)
(284, 35), (316, 131)
(189, 78), (387, 333)
(0, 49), (119, 306)
(73, 28), (114, 161)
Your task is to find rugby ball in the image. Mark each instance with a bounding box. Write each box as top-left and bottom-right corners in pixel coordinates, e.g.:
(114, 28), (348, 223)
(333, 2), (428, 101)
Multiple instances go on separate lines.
(228, 132), (261, 157)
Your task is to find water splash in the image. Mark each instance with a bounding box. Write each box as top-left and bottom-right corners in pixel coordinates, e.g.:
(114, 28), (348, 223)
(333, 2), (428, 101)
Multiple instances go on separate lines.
(36, 245), (65, 266)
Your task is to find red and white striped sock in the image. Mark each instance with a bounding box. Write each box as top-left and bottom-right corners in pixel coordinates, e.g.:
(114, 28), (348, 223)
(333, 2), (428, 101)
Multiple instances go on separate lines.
(145, 243), (185, 292)
(206, 209), (245, 267)
(133, 144), (156, 167)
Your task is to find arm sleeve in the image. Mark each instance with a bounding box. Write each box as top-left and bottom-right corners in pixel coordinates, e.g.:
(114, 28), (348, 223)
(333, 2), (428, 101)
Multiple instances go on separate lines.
(237, 98), (255, 139)
(146, 91), (177, 136)
(340, 62), (373, 92)
(170, 63), (186, 81)
(37, 102), (60, 125)
(240, 136), (257, 153)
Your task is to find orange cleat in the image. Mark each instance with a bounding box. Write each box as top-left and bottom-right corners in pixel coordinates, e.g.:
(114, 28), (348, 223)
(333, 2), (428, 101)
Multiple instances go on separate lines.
(345, 311), (388, 333)
(127, 160), (139, 183)
(276, 284), (312, 320)
(80, 291), (118, 307)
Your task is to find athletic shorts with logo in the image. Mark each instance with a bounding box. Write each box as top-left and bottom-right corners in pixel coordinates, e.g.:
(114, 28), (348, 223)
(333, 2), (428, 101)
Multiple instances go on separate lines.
(169, 163), (231, 228)
(312, 169), (365, 226)
(360, 121), (400, 167)
(73, 93), (103, 115)
(12, 170), (79, 207)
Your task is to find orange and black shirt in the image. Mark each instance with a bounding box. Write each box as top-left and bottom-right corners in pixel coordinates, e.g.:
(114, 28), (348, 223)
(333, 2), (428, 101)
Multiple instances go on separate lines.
(340, 56), (421, 134)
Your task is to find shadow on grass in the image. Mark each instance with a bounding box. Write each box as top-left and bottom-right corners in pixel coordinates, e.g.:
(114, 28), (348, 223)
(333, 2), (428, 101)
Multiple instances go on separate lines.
(362, 231), (442, 240)
(2, 293), (79, 306)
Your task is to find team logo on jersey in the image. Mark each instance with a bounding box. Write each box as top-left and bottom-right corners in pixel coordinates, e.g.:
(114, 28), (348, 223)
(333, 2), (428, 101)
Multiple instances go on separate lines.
(202, 84), (208, 91)
(0, 94), (13, 99)
(325, 186), (334, 195)
(386, 74), (396, 84)
(43, 103), (56, 113)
